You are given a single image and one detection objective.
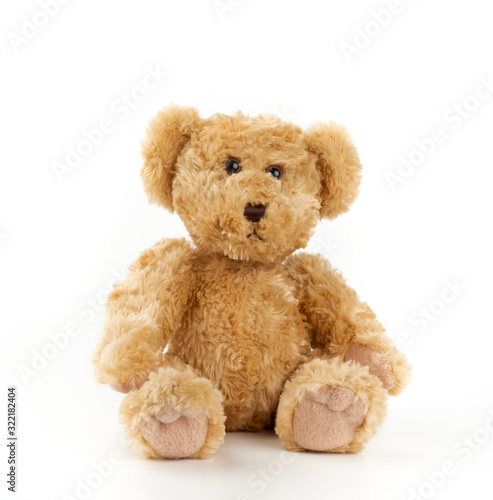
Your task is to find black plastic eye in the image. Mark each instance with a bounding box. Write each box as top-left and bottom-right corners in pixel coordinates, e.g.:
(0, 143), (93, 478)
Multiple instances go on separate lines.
(226, 159), (241, 174)
(267, 166), (282, 179)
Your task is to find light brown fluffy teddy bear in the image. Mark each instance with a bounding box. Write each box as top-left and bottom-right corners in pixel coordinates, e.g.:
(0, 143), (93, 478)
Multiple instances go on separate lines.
(93, 105), (411, 459)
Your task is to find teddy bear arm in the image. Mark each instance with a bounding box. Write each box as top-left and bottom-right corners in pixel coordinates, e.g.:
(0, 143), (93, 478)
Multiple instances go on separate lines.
(285, 252), (411, 395)
(92, 238), (196, 390)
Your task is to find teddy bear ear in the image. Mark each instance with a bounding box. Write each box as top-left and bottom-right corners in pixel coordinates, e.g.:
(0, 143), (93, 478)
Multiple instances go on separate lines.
(141, 105), (202, 211)
(304, 122), (362, 220)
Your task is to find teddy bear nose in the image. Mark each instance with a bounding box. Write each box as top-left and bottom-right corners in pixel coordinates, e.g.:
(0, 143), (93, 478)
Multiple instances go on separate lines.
(244, 204), (266, 223)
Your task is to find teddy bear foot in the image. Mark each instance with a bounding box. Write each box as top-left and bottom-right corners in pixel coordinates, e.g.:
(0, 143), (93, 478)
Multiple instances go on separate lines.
(138, 404), (209, 459)
(119, 361), (226, 459)
(276, 356), (388, 453)
(293, 386), (366, 451)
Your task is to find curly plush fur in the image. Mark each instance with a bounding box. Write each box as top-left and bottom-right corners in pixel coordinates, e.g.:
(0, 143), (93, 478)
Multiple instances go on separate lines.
(93, 105), (411, 459)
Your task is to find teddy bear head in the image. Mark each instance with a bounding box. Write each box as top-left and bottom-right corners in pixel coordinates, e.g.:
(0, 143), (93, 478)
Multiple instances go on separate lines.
(141, 105), (362, 263)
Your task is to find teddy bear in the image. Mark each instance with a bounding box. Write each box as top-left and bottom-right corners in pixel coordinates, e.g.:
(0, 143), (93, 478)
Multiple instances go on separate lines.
(92, 105), (411, 459)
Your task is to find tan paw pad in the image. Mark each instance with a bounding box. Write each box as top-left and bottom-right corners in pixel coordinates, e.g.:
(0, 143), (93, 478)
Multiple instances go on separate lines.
(138, 404), (209, 459)
(293, 386), (366, 451)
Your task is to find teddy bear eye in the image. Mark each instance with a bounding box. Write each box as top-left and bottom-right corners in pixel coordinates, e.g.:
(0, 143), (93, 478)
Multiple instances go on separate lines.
(267, 166), (282, 179)
(225, 159), (241, 174)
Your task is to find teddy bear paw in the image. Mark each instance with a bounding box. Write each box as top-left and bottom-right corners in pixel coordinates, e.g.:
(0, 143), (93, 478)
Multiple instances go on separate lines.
(138, 404), (209, 459)
(292, 386), (367, 451)
(344, 344), (396, 390)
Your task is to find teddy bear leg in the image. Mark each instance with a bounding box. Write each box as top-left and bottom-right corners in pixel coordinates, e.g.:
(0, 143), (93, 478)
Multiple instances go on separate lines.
(119, 359), (225, 459)
(275, 356), (388, 453)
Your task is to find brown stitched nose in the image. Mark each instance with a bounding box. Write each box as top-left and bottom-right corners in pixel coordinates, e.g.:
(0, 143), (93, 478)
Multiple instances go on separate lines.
(244, 204), (266, 223)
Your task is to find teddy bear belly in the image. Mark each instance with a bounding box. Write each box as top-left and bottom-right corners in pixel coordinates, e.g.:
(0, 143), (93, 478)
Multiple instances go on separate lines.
(218, 337), (309, 432)
(167, 314), (311, 431)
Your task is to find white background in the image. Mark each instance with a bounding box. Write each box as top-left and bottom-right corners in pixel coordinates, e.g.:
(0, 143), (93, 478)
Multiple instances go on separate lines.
(1, 1), (492, 499)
